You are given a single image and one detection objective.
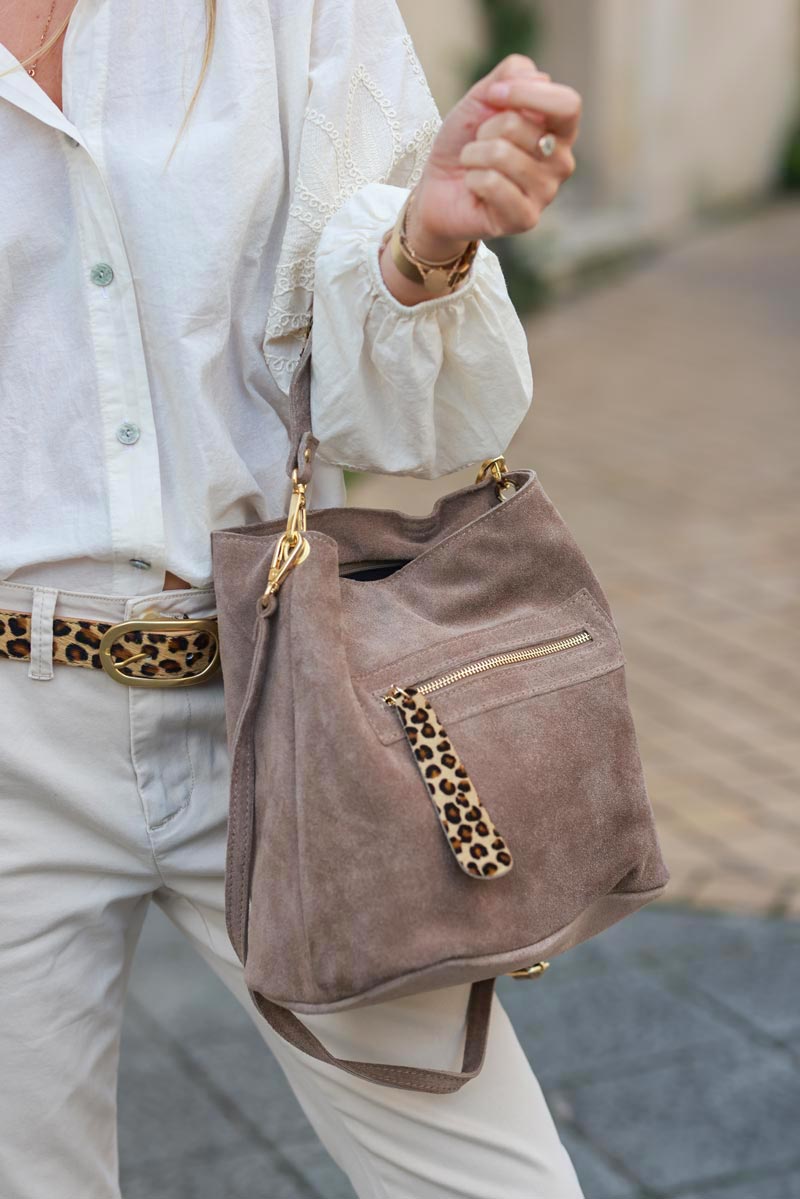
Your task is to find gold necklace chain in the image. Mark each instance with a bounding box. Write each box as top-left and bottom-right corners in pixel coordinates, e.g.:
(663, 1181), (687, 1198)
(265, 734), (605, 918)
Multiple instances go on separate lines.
(27, 0), (58, 78)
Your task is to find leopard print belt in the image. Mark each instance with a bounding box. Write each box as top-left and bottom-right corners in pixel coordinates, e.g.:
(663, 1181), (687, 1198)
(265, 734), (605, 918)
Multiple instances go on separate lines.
(0, 609), (221, 687)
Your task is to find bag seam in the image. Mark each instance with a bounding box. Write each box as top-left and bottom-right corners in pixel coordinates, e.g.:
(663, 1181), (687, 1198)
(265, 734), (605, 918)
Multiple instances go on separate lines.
(253, 886), (668, 1014)
(352, 587), (611, 684)
(210, 472), (537, 591)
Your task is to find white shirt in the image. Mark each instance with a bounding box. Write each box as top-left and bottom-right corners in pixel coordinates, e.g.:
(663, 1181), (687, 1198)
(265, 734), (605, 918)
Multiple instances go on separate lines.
(0, 0), (533, 596)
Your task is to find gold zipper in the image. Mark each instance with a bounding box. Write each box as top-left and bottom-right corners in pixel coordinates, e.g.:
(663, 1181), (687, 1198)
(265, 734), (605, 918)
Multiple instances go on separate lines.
(385, 629), (592, 704)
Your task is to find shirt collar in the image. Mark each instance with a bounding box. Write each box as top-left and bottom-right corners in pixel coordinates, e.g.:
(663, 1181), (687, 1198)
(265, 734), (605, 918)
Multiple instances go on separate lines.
(0, 42), (83, 142)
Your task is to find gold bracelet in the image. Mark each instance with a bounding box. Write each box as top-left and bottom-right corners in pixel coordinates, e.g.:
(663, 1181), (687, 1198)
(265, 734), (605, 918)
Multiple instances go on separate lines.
(382, 191), (479, 297)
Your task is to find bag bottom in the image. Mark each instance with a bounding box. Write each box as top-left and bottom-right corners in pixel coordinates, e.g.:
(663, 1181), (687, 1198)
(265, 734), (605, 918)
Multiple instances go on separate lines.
(249, 884), (668, 1015)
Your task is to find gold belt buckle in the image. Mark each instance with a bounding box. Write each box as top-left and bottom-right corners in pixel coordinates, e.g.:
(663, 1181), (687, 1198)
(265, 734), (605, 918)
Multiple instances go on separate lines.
(98, 617), (221, 688)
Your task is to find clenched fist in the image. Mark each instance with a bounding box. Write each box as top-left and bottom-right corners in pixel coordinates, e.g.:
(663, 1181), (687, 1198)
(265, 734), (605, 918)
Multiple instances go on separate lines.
(408, 54), (581, 258)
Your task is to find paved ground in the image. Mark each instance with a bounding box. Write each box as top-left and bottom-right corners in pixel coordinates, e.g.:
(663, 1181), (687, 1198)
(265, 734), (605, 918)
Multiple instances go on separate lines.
(119, 201), (800, 1197)
(121, 903), (800, 1199)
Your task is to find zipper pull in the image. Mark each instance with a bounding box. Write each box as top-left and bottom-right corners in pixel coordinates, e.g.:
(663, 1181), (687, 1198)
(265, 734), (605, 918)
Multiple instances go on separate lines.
(387, 686), (514, 881)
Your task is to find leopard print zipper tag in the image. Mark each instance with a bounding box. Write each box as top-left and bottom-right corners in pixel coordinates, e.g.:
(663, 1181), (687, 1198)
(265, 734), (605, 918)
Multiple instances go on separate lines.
(386, 686), (513, 880)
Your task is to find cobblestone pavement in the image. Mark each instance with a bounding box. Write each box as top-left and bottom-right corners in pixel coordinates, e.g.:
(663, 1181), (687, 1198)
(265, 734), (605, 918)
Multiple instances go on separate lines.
(120, 902), (800, 1199)
(351, 199), (800, 919)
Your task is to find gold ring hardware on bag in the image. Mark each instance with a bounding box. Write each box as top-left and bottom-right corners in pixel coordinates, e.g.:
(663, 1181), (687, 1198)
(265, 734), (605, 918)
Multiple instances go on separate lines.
(475, 455), (516, 502)
(507, 961), (550, 979)
(260, 469), (311, 606)
(98, 618), (221, 688)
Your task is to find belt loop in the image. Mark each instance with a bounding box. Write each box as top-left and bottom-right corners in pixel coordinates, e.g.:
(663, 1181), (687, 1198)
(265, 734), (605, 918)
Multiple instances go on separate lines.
(28, 587), (59, 681)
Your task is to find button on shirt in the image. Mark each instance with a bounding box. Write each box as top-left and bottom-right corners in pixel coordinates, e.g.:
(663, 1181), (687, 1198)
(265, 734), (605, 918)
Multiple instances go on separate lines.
(0, 0), (533, 595)
(89, 262), (114, 287)
(115, 423), (140, 446)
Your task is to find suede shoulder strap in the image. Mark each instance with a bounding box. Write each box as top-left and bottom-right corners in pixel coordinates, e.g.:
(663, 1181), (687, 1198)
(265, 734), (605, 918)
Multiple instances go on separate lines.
(284, 325), (319, 486)
(251, 975), (495, 1094)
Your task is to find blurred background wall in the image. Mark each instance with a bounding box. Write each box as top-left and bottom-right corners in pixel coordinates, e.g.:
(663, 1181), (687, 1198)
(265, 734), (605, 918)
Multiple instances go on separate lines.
(400, 0), (800, 275)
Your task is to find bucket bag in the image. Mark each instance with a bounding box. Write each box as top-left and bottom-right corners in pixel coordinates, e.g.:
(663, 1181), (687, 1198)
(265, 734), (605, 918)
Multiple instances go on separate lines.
(210, 329), (670, 1094)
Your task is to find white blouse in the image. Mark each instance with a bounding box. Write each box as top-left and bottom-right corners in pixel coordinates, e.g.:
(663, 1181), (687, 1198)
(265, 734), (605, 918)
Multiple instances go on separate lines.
(0, 0), (533, 595)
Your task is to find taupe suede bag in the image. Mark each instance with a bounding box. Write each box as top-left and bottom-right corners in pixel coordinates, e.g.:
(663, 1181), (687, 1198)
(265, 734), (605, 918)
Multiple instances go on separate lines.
(210, 329), (669, 1094)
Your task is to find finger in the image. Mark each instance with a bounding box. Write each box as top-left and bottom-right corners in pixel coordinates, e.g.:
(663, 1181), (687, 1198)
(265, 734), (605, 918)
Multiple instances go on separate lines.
(476, 110), (549, 155)
(462, 137), (575, 196)
(460, 138), (541, 196)
(485, 79), (581, 138)
(482, 53), (543, 85)
(464, 168), (544, 236)
(471, 55), (550, 108)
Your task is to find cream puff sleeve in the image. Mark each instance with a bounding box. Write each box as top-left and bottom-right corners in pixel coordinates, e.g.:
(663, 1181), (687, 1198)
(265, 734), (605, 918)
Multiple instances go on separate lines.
(263, 0), (533, 479)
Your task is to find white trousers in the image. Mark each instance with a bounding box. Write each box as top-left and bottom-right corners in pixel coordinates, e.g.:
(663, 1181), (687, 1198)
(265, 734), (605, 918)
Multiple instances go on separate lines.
(0, 577), (585, 1199)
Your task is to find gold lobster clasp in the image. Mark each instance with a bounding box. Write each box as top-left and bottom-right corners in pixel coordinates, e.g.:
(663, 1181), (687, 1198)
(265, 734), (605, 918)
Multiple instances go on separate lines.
(260, 470), (311, 606)
(475, 455), (516, 501)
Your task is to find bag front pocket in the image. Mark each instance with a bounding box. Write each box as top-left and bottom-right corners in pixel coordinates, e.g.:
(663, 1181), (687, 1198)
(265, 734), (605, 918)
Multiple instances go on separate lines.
(381, 629), (593, 882)
(353, 587), (624, 749)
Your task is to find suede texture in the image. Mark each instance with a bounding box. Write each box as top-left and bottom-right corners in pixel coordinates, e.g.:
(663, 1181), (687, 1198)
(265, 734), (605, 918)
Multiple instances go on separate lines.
(211, 466), (670, 1013)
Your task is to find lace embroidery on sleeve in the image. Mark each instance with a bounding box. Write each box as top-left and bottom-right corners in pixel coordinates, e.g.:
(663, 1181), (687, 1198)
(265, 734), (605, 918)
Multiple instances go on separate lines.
(263, 34), (440, 389)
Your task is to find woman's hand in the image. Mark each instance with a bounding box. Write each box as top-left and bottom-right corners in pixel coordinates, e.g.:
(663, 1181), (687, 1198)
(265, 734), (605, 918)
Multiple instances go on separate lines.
(407, 54), (581, 261)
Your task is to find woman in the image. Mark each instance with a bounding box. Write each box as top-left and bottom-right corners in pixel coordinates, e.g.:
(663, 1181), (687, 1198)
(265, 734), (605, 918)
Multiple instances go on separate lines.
(0, 1), (583, 1195)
